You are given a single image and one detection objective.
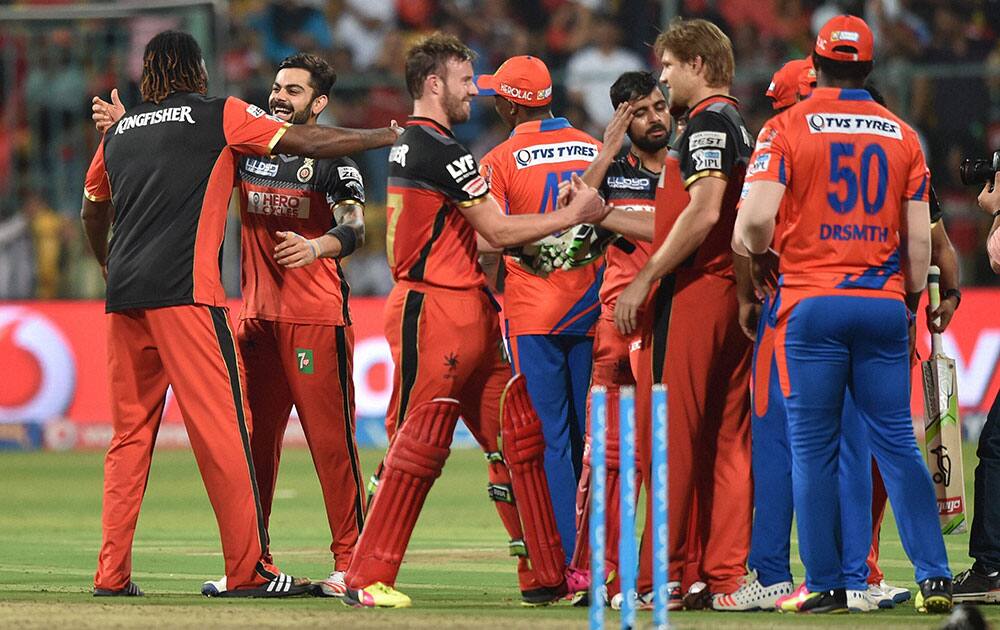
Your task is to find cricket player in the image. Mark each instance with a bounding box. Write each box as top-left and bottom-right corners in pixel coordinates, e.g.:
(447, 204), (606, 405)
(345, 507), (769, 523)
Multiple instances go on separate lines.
(225, 53), (368, 597)
(477, 55), (605, 562)
(736, 15), (952, 614)
(92, 53), (373, 598)
(81, 31), (399, 597)
(612, 18), (755, 608)
(567, 70), (669, 602)
(340, 33), (610, 609)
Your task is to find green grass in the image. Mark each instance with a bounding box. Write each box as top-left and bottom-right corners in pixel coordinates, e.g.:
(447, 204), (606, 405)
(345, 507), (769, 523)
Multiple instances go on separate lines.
(0, 444), (996, 628)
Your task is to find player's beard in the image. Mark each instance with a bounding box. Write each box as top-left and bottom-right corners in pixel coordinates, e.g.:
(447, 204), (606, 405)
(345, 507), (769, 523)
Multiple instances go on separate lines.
(631, 124), (670, 152)
(270, 98), (312, 125)
(443, 88), (471, 126)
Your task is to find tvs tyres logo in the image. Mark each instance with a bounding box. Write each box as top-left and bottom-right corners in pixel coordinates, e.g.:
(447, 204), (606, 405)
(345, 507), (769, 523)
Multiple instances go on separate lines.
(0, 307), (75, 424)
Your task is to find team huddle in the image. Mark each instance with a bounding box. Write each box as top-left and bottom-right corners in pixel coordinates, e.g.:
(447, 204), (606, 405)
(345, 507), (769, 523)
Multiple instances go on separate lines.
(83, 13), (971, 616)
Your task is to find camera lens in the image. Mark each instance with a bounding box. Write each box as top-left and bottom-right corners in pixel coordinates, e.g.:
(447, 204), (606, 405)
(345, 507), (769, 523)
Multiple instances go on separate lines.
(960, 158), (993, 186)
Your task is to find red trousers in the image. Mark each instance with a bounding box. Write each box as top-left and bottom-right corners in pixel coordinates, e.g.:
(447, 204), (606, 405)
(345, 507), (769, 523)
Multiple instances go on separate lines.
(350, 282), (532, 588)
(96, 305), (268, 591)
(238, 318), (365, 571)
(633, 271), (752, 594)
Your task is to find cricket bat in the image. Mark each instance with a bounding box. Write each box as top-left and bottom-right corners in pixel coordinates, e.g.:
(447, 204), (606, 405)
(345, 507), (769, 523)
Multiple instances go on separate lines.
(920, 265), (968, 534)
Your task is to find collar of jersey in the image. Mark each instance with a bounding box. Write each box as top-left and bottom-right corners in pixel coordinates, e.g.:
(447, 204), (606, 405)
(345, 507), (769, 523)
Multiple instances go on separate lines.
(687, 94), (740, 118)
(809, 87), (875, 102)
(406, 116), (454, 137)
(509, 117), (572, 138)
(626, 151), (661, 177)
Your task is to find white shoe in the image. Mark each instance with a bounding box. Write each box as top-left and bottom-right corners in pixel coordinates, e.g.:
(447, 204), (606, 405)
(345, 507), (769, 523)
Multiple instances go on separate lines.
(867, 582), (895, 608)
(201, 575), (227, 596)
(712, 570), (793, 611)
(317, 570), (346, 597)
(879, 580), (911, 604)
(848, 588), (879, 612)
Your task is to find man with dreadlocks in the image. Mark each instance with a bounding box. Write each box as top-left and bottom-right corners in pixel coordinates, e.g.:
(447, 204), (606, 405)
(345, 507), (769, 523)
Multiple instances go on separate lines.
(81, 30), (399, 598)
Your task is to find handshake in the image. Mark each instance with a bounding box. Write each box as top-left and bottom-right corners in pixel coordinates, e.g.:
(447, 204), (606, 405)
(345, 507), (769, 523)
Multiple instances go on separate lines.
(507, 175), (616, 276)
(509, 224), (612, 276)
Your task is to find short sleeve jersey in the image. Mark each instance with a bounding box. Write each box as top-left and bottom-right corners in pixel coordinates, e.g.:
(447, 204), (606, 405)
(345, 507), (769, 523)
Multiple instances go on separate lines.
(385, 117), (490, 290)
(744, 88), (929, 297)
(654, 96), (754, 279)
(597, 152), (656, 308)
(479, 118), (603, 337)
(84, 93), (288, 312)
(237, 153), (365, 326)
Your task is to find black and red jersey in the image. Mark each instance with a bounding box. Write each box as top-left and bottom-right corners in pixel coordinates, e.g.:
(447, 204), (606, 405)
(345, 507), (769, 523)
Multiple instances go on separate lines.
(84, 92), (289, 313)
(597, 152), (657, 307)
(385, 116), (490, 290)
(236, 153), (365, 326)
(655, 95), (753, 279)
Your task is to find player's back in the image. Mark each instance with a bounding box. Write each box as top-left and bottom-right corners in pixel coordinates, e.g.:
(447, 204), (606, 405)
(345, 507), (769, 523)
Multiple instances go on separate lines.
(763, 88), (928, 296)
(96, 93), (286, 312)
(480, 118), (603, 337)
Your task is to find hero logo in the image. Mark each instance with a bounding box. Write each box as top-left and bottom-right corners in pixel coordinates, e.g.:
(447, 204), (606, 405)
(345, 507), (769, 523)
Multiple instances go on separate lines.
(831, 30), (860, 43)
(513, 141), (598, 170)
(389, 144), (409, 167)
(247, 190), (310, 219)
(446, 154), (477, 182)
(0, 307), (76, 424)
(806, 113), (902, 139)
(692, 148), (723, 171)
(688, 131), (726, 150)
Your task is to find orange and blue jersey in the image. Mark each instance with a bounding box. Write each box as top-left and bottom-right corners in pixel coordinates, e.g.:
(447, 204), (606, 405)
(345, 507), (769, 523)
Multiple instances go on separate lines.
(744, 87), (929, 299)
(479, 117), (603, 337)
(746, 87), (950, 591)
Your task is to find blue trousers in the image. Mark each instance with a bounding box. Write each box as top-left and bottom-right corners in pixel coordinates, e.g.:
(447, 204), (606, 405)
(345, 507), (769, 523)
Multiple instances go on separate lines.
(510, 334), (593, 560)
(781, 295), (950, 591)
(749, 296), (872, 590)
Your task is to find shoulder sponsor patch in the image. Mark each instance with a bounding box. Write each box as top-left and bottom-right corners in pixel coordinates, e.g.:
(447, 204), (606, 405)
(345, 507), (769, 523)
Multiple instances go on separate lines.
(805, 113), (903, 139)
(692, 148), (723, 171)
(689, 131), (727, 150)
(446, 154), (477, 183)
(338, 166), (362, 182)
(246, 104), (266, 118)
(513, 141), (598, 169)
(747, 152), (771, 175)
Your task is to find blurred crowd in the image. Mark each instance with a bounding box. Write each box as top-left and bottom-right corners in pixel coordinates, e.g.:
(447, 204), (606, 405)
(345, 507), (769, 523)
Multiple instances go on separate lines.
(1, 0), (999, 299)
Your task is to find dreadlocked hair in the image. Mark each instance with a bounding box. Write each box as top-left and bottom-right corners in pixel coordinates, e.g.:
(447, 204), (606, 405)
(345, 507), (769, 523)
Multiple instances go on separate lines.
(140, 31), (207, 104)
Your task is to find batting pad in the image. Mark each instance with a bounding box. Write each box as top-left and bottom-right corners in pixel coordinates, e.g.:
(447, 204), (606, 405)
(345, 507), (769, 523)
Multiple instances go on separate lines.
(500, 374), (567, 587)
(346, 398), (459, 588)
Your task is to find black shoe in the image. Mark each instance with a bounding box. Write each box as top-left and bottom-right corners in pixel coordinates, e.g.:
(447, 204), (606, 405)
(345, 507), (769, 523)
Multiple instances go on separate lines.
(953, 566), (1000, 604)
(94, 581), (143, 597)
(797, 588), (848, 614)
(916, 577), (953, 613)
(521, 581), (568, 607)
(207, 572), (312, 598)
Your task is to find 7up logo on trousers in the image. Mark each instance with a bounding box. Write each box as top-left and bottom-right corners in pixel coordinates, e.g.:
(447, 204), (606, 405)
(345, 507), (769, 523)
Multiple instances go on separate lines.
(296, 348), (314, 374)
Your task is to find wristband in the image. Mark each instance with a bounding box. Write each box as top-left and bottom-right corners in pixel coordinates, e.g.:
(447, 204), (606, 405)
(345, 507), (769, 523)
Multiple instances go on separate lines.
(942, 287), (962, 309)
(326, 224), (359, 258)
(307, 239), (321, 260)
(993, 208), (1000, 219)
